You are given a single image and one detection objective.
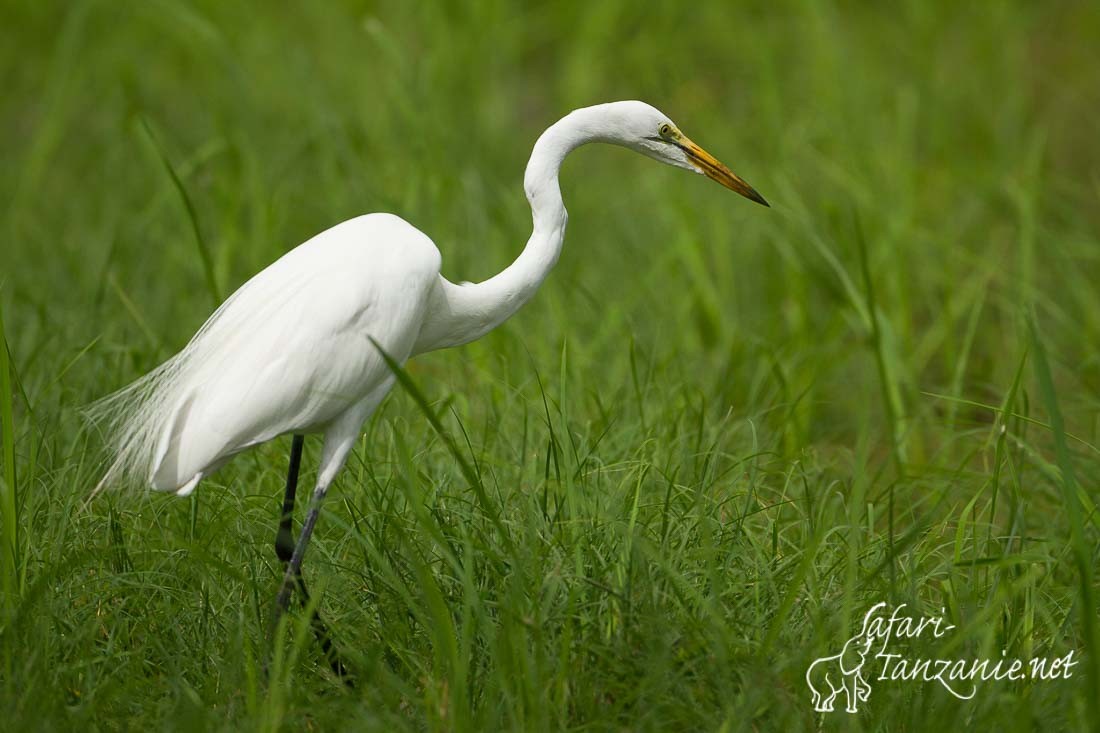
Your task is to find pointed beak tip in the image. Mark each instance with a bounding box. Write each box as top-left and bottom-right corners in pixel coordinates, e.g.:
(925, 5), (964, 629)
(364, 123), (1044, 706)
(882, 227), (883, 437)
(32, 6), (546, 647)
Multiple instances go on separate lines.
(726, 180), (770, 208)
(683, 140), (769, 209)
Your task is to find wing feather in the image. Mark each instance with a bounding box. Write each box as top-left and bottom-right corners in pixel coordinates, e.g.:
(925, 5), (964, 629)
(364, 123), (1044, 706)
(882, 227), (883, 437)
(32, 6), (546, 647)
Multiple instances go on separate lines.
(88, 214), (441, 494)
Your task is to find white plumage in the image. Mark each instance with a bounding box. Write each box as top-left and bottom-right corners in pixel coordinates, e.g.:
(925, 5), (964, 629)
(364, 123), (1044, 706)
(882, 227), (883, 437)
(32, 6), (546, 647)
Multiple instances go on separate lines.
(89, 101), (766, 624)
(92, 213), (440, 495)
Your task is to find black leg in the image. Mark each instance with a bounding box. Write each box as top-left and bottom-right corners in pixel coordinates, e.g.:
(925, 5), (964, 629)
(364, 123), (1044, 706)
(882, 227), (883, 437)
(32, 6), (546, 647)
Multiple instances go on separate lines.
(272, 435), (353, 685)
(274, 489), (326, 613)
(275, 435), (304, 564)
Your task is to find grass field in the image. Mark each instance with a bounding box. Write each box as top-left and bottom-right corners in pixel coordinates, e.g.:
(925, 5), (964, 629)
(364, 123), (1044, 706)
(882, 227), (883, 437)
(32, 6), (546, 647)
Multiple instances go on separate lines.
(3, 1), (1100, 730)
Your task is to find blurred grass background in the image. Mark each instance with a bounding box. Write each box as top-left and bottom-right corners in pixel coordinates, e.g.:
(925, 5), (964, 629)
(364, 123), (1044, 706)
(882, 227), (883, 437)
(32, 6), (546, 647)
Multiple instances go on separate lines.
(2, 0), (1099, 730)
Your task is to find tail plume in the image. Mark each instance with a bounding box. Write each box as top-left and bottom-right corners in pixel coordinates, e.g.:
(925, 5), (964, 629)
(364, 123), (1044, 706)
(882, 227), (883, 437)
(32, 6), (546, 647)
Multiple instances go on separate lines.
(85, 352), (190, 498)
(85, 283), (255, 497)
(86, 250), (305, 499)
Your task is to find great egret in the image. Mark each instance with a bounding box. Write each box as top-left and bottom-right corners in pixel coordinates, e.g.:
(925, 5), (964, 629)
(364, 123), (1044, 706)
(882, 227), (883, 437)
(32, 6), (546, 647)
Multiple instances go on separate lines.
(91, 100), (767, 666)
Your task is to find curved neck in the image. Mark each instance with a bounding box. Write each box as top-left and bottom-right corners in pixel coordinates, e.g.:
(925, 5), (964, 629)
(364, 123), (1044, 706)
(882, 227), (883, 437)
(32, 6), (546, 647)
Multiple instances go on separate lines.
(415, 107), (606, 353)
(479, 111), (580, 314)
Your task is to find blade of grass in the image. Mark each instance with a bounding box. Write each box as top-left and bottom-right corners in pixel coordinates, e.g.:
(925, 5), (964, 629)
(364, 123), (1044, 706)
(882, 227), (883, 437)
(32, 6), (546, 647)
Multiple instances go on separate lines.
(138, 116), (221, 308)
(373, 339), (514, 556)
(760, 525), (821, 654)
(1028, 314), (1100, 714)
(854, 212), (907, 475)
(0, 295), (18, 611)
(921, 390), (1100, 456)
(108, 273), (162, 353)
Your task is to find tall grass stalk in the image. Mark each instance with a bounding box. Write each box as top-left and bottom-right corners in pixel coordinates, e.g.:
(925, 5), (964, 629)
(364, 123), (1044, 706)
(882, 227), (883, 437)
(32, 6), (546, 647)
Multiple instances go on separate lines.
(0, 296), (19, 609)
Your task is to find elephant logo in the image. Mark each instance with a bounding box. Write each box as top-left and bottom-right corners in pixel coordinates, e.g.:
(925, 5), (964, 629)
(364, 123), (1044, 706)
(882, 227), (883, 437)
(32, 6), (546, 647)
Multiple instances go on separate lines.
(805, 612), (878, 713)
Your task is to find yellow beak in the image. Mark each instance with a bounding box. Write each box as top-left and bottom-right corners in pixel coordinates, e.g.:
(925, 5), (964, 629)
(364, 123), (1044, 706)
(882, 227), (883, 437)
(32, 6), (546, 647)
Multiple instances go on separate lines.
(681, 137), (769, 207)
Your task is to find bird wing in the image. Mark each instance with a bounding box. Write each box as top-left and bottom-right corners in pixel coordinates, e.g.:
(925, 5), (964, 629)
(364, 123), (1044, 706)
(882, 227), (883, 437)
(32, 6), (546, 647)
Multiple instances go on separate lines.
(128, 213), (441, 491)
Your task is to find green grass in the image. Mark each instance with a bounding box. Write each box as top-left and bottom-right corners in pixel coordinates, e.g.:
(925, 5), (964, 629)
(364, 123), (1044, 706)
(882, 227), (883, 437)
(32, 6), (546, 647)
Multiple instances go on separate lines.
(3, 1), (1100, 730)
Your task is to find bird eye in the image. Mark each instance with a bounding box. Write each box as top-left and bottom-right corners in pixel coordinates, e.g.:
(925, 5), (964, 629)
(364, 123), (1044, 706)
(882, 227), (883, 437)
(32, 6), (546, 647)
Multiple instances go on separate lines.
(659, 123), (672, 138)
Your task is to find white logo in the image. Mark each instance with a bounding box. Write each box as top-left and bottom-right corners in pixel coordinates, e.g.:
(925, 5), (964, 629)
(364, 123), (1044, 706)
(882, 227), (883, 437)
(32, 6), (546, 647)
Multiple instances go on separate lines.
(805, 608), (877, 713)
(806, 602), (1079, 714)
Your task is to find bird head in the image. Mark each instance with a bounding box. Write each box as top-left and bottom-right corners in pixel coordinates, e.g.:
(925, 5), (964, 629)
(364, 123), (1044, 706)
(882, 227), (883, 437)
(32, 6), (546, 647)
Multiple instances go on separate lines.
(598, 100), (769, 207)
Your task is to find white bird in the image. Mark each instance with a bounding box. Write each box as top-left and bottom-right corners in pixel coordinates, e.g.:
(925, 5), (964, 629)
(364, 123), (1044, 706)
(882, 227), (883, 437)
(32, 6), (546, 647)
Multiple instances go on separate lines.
(91, 100), (767, 668)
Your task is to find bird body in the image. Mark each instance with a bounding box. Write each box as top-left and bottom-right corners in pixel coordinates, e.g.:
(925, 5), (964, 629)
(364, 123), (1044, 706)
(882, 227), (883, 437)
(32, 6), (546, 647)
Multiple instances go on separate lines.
(98, 213), (442, 494)
(90, 101), (767, 635)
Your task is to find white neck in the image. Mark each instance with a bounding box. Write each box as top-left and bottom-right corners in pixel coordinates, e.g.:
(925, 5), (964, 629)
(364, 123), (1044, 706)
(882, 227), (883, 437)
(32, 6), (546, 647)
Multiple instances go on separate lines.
(413, 105), (611, 354)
